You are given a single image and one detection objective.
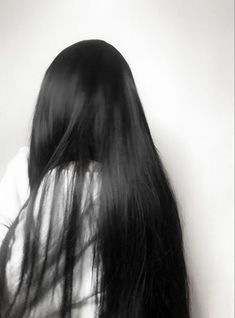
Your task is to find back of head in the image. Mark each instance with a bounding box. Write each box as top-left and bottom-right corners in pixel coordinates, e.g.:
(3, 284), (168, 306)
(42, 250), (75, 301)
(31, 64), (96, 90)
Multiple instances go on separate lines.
(28, 39), (144, 188)
(0, 40), (190, 318)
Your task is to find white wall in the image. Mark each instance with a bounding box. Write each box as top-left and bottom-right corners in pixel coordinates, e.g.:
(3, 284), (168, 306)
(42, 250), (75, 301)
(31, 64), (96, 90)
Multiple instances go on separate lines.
(0, 0), (234, 317)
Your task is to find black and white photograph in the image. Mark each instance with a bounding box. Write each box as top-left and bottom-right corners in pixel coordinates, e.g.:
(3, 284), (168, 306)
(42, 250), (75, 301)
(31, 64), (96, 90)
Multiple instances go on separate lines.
(0, 1), (234, 317)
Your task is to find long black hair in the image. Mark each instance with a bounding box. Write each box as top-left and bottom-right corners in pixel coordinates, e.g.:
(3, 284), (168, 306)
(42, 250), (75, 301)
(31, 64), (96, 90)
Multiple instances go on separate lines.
(0, 39), (190, 317)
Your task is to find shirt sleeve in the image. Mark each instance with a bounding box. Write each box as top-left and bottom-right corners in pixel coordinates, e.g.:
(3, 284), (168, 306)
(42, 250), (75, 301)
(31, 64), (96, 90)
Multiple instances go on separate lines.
(0, 146), (30, 247)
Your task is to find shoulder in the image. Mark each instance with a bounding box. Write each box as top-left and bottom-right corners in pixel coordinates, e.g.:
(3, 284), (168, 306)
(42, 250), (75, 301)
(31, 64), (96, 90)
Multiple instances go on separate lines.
(8, 146), (29, 169)
(0, 146), (30, 246)
(0, 145), (30, 198)
(2, 146), (29, 187)
(16, 146), (29, 158)
(7, 146), (30, 199)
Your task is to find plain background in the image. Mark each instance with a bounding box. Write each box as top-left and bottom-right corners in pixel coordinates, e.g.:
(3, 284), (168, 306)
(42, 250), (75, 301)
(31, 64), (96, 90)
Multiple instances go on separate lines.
(0, 0), (234, 317)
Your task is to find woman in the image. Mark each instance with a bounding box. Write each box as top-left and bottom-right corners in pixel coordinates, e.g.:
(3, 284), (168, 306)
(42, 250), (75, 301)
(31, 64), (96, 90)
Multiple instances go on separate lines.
(0, 39), (190, 318)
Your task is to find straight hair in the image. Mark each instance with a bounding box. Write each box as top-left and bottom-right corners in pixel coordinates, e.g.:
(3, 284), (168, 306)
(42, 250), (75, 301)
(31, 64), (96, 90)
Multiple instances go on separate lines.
(0, 39), (190, 318)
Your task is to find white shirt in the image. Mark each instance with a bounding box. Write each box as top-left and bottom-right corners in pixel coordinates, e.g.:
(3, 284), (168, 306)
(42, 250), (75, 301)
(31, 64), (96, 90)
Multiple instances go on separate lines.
(0, 147), (101, 317)
(0, 146), (30, 246)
